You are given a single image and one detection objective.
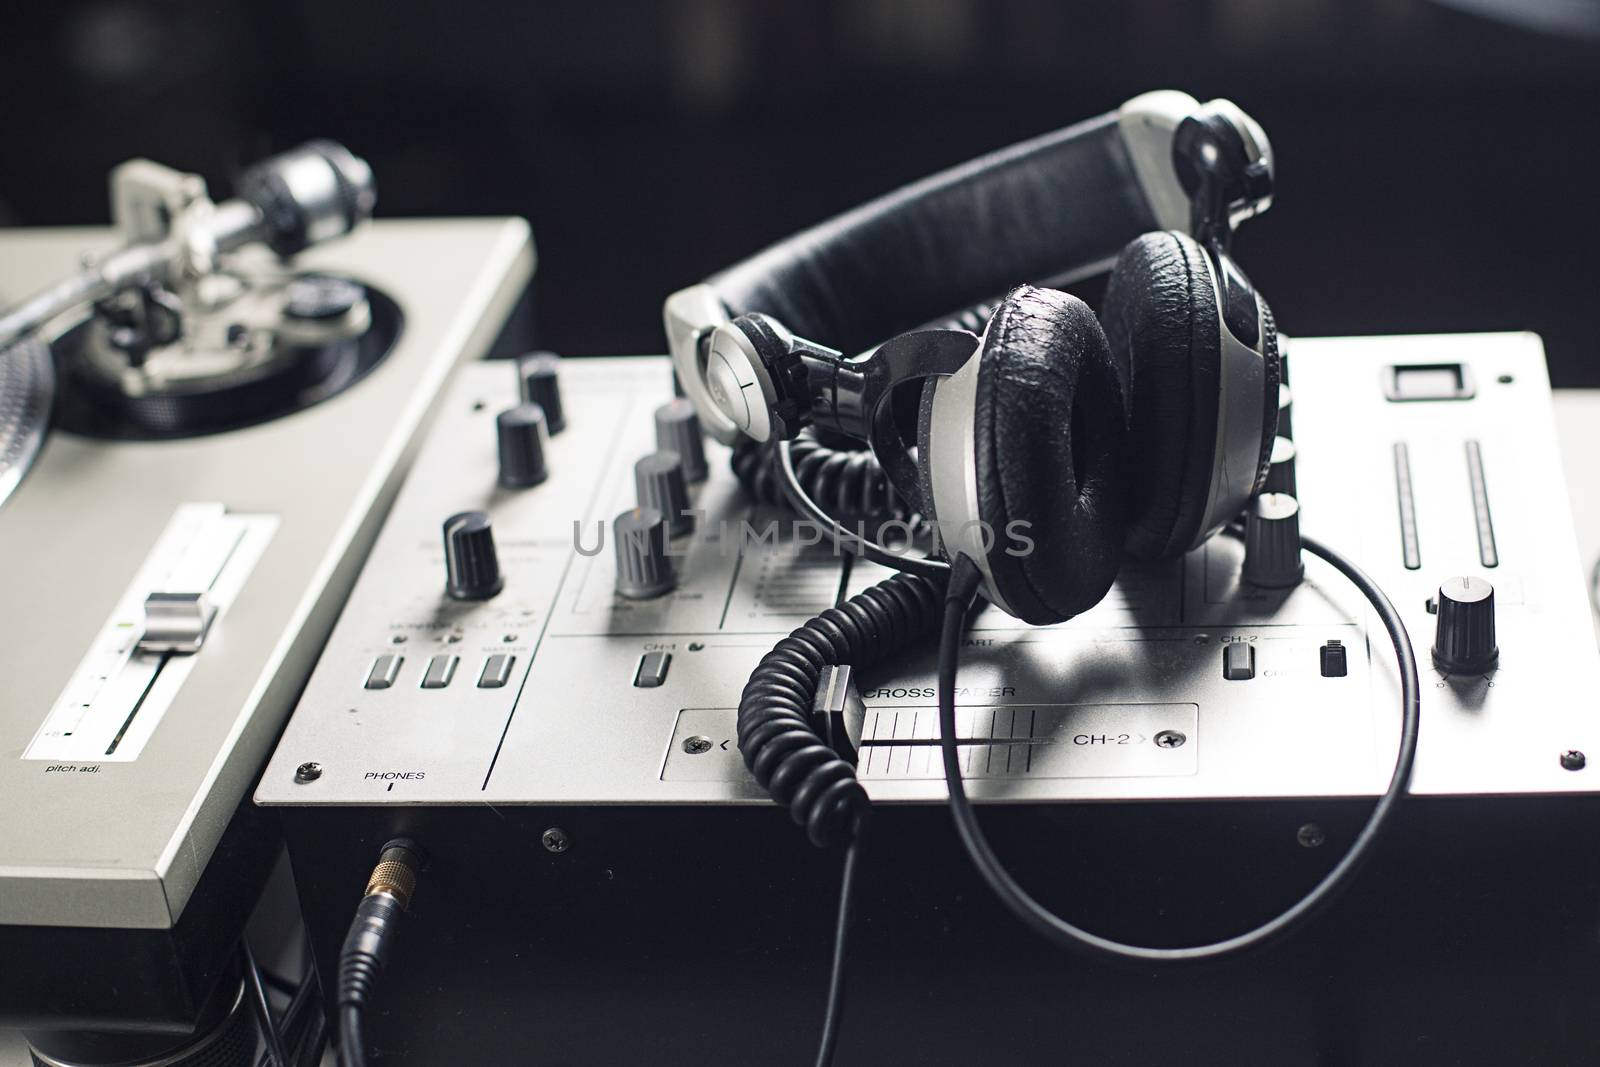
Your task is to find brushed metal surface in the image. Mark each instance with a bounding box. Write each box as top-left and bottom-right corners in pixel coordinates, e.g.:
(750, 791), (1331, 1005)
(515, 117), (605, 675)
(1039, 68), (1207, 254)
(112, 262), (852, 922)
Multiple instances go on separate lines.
(665, 703), (1199, 782)
(0, 219), (534, 927)
(257, 334), (1600, 813)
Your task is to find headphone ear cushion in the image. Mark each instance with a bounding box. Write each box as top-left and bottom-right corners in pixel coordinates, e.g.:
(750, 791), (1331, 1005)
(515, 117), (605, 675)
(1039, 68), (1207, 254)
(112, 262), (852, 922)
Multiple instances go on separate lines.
(971, 286), (1128, 625)
(1102, 230), (1222, 561)
(916, 375), (941, 529)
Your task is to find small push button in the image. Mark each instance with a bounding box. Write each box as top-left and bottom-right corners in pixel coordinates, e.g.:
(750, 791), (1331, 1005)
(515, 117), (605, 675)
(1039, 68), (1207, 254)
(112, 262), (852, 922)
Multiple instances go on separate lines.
(478, 654), (515, 689)
(1222, 642), (1255, 681)
(421, 654), (458, 689)
(1320, 640), (1349, 678)
(634, 651), (672, 688)
(365, 654), (402, 690)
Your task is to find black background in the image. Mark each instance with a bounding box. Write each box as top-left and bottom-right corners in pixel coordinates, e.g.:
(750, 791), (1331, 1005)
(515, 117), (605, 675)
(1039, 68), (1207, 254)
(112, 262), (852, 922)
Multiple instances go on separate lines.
(5, 0), (1599, 382)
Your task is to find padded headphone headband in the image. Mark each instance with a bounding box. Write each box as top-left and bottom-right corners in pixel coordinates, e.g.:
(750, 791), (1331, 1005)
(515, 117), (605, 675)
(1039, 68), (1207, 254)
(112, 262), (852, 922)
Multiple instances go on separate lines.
(705, 110), (1158, 357)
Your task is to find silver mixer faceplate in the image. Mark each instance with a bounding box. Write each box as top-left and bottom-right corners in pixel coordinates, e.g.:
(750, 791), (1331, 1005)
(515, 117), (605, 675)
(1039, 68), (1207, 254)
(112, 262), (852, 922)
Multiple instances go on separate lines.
(257, 333), (1600, 810)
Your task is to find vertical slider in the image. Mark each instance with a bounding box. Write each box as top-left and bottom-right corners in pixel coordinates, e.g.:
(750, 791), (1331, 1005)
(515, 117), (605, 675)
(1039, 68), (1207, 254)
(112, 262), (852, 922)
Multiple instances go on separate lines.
(1464, 441), (1498, 568)
(1393, 443), (1421, 570)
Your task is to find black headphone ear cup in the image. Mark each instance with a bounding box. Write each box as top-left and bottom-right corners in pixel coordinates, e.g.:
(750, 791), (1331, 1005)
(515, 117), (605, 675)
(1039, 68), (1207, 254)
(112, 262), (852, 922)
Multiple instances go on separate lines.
(967, 285), (1128, 624)
(1102, 230), (1222, 561)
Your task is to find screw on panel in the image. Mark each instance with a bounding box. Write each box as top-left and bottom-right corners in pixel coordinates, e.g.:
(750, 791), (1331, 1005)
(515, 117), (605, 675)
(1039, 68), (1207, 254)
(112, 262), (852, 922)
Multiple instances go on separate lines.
(683, 735), (713, 755)
(294, 762), (323, 783)
(1561, 750), (1587, 771)
(542, 828), (571, 854)
(1297, 823), (1326, 849)
(1154, 730), (1186, 749)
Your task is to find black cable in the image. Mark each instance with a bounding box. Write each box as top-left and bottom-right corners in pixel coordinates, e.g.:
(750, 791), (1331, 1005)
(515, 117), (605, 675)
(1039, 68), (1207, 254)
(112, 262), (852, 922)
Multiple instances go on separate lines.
(813, 830), (866, 1067)
(732, 427), (908, 524)
(337, 842), (422, 1067)
(774, 438), (948, 579)
(295, 1006), (329, 1067)
(256, 967), (299, 998)
(738, 570), (946, 846)
(257, 940), (319, 1067)
(737, 571), (947, 1066)
(297, 1010), (329, 1067)
(242, 941), (290, 1067)
(937, 535), (1421, 963)
(339, 1005), (367, 1067)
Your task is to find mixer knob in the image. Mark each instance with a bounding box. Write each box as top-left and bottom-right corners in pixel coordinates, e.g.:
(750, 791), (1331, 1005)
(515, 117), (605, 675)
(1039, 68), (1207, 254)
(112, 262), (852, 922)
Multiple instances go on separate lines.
(1432, 576), (1499, 674)
(1264, 436), (1297, 497)
(1276, 384), (1293, 439)
(654, 399), (708, 484)
(635, 451), (694, 537)
(1241, 492), (1304, 588)
(614, 507), (675, 599)
(496, 404), (549, 489)
(518, 352), (565, 434)
(443, 511), (503, 600)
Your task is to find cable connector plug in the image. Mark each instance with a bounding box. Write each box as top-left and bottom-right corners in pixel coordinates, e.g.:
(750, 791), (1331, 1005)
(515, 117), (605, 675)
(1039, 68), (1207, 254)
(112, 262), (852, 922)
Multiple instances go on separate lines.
(336, 840), (423, 1067)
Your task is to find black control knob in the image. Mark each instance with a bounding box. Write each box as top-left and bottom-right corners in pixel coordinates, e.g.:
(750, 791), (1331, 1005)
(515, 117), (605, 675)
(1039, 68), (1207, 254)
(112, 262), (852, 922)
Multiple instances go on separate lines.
(443, 511), (503, 600)
(1277, 384), (1293, 439)
(1264, 436), (1297, 497)
(1432, 576), (1498, 674)
(518, 352), (565, 434)
(614, 507), (675, 599)
(635, 451), (693, 537)
(654, 399), (708, 484)
(497, 404), (549, 488)
(1242, 492), (1304, 588)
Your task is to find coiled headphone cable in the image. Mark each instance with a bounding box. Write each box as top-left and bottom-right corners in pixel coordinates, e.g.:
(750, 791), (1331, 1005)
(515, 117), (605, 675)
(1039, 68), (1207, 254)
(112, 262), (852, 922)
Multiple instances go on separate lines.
(731, 427), (907, 527)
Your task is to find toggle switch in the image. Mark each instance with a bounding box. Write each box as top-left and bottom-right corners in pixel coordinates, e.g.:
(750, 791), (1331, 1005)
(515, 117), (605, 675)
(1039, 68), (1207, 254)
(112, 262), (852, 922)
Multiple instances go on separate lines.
(365, 654), (403, 690)
(634, 650), (672, 688)
(421, 654), (458, 689)
(1319, 640), (1348, 678)
(1223, 642), (1256, 680)
(478, 654), (515, 689)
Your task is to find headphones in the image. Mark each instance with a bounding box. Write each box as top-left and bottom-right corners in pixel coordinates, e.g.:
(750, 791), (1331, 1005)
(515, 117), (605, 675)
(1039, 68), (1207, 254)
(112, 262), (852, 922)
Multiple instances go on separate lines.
(666, 90), (1278, 623)
(667, 94), (1420, 1015)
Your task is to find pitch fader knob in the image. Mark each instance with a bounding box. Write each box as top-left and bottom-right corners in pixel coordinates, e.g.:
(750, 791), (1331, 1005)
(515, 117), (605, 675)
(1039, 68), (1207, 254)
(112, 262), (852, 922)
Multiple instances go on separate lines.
(654, 399), (708, 484)
(518, 352), (565, 434)
(1242, 492), (1304, 588)
(1432, 576), (1498, 674)
(1264, 436), (1297, 497)
(614, 507), (675, 599)
(497, 404), (549, 489)
(635, 451), (693, 537)
(444, 511), (503, 600)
